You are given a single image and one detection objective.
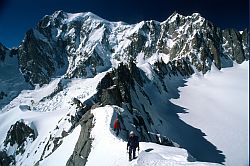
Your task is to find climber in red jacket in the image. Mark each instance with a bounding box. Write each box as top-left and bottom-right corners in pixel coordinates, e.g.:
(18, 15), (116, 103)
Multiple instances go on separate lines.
(113, 118), (121, 136)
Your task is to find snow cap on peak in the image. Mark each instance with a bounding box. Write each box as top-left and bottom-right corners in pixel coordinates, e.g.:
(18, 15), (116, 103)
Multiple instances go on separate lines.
(191, 12), (204, 21)
(192, 13), (201, 17)
(63, 11), (108, 24)
(190, 12), (205, 25)
(166, 11), (184, 23)
(52, 10), (67, 19)
(49, 10), (106, 24)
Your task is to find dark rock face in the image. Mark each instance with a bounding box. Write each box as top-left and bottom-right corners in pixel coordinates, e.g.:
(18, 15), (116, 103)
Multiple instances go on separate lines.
(0, 121), (37, 165)
(3, 121), (36, 154)
(154, 57), (194, 77)
(67, 111), (94, 166)
(96, 72), (122, 106)
(18, 29), (68, 86)
(96, 62), (139, 108)
(0, 91), (7, 100)
(18, 30), (54, 85)
(0, 43), (8, 62)
(222, 29), (246, 63)
(96, 59), (193, 111)
(0, 151), (14, 166)
(241, 29), (249, 60)
(100, 86), (123, 106)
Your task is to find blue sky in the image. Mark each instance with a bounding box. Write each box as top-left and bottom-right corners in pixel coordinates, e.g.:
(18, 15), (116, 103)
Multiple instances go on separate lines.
(0, 0), (248, 48)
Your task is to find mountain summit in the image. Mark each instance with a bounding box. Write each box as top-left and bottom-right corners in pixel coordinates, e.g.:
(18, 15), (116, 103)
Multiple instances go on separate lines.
(2, 10), (248, 86)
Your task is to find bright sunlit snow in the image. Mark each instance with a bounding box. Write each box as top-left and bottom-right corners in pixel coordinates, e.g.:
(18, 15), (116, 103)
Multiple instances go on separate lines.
(40, 125), (81, 166)
(171, 62), (249, 166)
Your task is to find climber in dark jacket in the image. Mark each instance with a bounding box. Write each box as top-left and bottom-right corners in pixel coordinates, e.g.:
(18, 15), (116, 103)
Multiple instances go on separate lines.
(127, 131), (140, 161)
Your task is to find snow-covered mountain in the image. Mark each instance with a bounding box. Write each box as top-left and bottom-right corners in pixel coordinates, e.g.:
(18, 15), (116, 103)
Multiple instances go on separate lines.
(0, 11), (248, 166)
(14, 10), (249, 86)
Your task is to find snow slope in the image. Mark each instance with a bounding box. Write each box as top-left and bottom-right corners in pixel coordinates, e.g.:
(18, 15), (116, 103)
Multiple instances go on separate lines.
(86, 105), (220, 166)
(40, 125), (81, 166)
(171, 62), (249, 166)
(0, 72), (107, 165)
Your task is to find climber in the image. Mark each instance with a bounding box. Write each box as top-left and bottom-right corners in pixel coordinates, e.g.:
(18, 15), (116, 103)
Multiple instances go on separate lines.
(113, 118), (121, 136)
(127, 131), (140, 161)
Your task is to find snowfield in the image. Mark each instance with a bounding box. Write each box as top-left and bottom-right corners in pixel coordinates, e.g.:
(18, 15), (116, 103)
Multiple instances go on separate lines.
(171, 61), (249, 166)
(40, 125), (81, 166)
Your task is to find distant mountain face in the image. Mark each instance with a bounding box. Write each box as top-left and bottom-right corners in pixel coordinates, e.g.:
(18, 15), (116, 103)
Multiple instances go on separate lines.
(0, 43), (29, 109)
(5, 10), (247, 86)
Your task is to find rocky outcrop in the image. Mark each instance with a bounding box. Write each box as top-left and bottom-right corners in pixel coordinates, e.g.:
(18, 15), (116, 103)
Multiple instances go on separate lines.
(0, 151), (14, 166)
(96, 62), (137, 108)
(66, 110), (94, 166)
(95, 61), (184, 145)
(0, 120), (37, 165)
(241, 29), (249, 60)
(96, 58), (193, 109)
(154, 57), (194, 77)
(18, 29), (68, 86)
(3, 121), (36, 152)
(222, 29), (246, 63)
(0, 91), (7, 100)
(0, 43), (8, 61)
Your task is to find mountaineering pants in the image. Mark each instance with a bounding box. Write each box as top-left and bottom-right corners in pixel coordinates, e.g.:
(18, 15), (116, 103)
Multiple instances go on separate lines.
(129, 147), (136, 160)
(114, 128), (120, 136)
